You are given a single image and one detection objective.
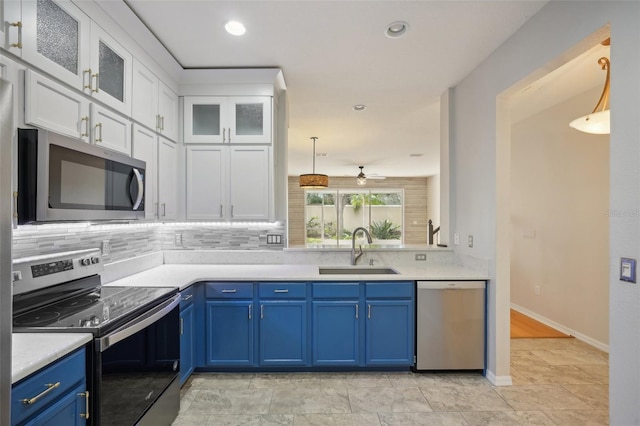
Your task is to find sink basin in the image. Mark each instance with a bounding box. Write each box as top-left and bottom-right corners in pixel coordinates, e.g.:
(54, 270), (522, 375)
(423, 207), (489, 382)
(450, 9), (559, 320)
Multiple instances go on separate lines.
(318, 267), (399, 275)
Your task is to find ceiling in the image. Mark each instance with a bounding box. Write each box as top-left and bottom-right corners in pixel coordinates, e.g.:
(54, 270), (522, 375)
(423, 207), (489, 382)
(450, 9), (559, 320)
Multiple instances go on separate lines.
(123, 0), (608, 179)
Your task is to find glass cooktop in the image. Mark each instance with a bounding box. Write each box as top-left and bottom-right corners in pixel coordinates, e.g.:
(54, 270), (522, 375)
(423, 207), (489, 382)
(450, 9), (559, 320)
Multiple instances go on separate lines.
(13, 286), (178, 334)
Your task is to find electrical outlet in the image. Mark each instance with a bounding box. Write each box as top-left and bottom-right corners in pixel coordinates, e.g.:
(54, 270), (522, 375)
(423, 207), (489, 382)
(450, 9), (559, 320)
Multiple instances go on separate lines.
(468, 235), (474, 248)
(415, 253), (427, 261)
(454, 233), (460, 245)
(101, 240), (111, 255)
(535, 285), (541, 295)
(174, 233), (182, 246)
(267, 234), (283, 244)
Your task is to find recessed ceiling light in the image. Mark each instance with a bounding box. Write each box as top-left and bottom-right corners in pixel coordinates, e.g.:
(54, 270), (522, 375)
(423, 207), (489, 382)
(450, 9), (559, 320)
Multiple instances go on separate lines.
(225, 20), (246, 36)
(385, 21), (409, 38)
(352, 104), (367, 111)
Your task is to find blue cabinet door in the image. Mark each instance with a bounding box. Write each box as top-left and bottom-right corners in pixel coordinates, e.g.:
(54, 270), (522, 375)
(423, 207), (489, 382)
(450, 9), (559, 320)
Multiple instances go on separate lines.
(24, 383), (87, 426)
(180, 303), (195, 384)
(312, 300), (360, 366)
(259, 301), (307, 366)
(365, 300), (414, 366)
(205, 300), (254, 366)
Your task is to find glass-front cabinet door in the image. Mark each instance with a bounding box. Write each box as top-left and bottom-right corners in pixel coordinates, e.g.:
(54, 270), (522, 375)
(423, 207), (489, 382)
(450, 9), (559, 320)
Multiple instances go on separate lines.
(184, 96), (227, 144)
(229, 96), (272, 144)
(183, 96), (272, 144)
(89, 22), (132, 115)
(21, 0), (91, 89)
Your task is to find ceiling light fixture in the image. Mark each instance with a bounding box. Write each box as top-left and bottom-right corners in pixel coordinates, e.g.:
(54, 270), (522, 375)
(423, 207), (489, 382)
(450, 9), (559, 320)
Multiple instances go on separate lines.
(356, 166), (367, 186)
(569, 39), (611, 135)
(225, 20), (246, 36)
(299, 137), (329, 188)
(385, 21), (409, 38)
(352, 104), (367, 111)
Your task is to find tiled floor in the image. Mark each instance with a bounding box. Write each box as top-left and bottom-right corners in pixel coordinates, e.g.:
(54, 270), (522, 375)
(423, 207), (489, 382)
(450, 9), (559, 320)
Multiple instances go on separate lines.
(173, 338), (609, 425)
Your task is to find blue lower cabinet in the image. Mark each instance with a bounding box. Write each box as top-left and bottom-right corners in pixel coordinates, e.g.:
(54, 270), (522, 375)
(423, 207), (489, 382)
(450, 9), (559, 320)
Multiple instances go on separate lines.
(180, 303), (195, 384)
(312, 301), (359, 366)
(365, 299), (414, 366)
(12, 348), (88, 426)
(259, 301), (307, 366)
(205, 300), (254, 366)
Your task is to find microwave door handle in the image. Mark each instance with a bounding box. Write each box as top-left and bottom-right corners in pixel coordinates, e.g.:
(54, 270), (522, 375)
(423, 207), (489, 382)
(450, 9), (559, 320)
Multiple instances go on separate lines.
(98, 294), (180, 352)
(130, 168), (144, 210)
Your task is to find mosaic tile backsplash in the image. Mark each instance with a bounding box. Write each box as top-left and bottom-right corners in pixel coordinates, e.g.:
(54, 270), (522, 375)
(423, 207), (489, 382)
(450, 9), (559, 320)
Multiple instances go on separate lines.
(12, 221), (286, 264)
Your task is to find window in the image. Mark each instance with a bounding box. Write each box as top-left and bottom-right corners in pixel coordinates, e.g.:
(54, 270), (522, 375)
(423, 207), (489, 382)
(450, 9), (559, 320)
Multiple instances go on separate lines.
(304, 189), (404, 247)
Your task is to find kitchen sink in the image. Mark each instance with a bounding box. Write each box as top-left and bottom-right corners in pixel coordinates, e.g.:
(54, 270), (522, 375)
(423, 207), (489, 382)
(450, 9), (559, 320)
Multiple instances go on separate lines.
(318, 267), (399, 275)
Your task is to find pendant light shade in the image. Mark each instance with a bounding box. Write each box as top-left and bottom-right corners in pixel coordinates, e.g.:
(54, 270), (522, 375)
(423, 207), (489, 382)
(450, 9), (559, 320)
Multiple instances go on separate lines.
(569, 55), (611, 135)
(356, 166), (367, 186)
(299, 137), (329, 188)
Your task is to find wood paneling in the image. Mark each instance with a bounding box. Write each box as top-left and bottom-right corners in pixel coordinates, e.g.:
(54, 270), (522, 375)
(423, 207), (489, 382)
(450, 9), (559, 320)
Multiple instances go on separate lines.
(510, 309), (571, 339)
(287, 176), (430, 246)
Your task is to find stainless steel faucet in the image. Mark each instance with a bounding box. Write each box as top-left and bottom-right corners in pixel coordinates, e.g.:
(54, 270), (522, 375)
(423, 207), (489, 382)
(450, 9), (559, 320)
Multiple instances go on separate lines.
(351, 227), (372, 265)
(428, 219), (440, 245)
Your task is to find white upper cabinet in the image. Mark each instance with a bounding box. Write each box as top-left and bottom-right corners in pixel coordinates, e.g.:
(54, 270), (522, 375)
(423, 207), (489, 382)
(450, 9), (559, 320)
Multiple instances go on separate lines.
(132, 59), (178, 142)
(16, 1), (131, 114)
(157, 136), (177, 220)
(88, 22), (132, 115)
(20, 0), (91, 89)
(184, 96), (272, 145)
(2, 0), (22, 55)
(25, 69), (131, 155)
(132, 124), (158, 220)
(228, 146), (270, 220)
(186, 146), (225, 220)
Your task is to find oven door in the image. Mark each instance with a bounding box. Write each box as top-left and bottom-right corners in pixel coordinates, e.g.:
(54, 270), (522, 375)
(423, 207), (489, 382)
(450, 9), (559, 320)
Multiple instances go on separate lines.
(95, 295), (180, 426)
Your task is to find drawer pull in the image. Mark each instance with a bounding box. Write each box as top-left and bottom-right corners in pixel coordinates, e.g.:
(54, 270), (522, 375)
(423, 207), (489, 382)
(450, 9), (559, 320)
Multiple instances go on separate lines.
(78, 390), (90, 419)
(21, 382), (60, 405)
(273, 289), (289, 293)
(221, 289), (237, 293)
(182, 294), (193, 301)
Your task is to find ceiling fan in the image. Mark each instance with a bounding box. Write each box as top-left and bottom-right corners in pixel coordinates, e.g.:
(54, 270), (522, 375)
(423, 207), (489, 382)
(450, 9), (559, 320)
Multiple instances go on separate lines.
(356, 166), (386, 186)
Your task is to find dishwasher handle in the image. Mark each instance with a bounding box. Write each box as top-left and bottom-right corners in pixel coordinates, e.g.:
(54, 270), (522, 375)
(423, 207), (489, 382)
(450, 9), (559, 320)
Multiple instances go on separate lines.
(417, 281), (485, 290)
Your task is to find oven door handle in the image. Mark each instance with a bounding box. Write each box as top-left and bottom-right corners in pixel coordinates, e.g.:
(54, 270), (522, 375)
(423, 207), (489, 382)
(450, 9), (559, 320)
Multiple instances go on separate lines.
(98, 294), (180, 352)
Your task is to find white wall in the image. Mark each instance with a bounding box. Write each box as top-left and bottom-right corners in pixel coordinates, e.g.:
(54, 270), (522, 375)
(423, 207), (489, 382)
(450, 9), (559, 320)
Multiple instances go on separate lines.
(450, 2), (640, 422)
(510, 87), (609, 349)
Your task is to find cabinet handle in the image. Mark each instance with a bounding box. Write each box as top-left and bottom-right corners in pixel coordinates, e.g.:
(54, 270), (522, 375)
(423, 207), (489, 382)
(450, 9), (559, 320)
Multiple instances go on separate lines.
(95, 123), (103, 143)
(221, 289), (237, 293)
(9, 21), (22, 49)
(182, 294), (193, 301)
(260, 304), (264, 319)
(81, 116), (90, 138)
(368, 304), (371, 319)
(83, 69), (93, 91)
(78, 390), (90, 419)
(228, 128), (231, 143)
(248, 305), (252, 320)
(21, 382), (60, 405)
(92, 73), (99, 93)
(231, 205), (234, 218)
(161, 116), (165, 131)
(162, 203), (166, 217)
(156, 114), (161, 131)
(180, 317), (184, 335)
(220, 204), (223, 218)
(355, 304), (359, 319)
(273, 289), (288, 293)
(223, 128), (226, 143)
(155, 203), (159, 218)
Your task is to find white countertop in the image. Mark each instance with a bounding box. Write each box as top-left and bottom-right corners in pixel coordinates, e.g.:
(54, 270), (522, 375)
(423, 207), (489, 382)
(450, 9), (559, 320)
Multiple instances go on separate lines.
(12, 333), (92, 384)
(105, 263), (488, 290)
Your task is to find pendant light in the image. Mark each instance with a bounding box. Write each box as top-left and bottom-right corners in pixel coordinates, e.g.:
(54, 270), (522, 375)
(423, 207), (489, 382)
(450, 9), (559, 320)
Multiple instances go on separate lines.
(299, 137), (329, 188)
(356, 166), (367, 186)
(569, 40), (611, 135)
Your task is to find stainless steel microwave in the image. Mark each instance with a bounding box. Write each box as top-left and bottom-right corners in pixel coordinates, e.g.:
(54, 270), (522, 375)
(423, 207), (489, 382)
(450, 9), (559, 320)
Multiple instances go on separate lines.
(17, 128), (145, 223)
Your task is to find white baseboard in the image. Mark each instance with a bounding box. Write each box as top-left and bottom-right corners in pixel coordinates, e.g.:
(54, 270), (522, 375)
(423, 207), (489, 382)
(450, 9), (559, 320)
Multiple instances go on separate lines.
(485, 370), (512, 386)
(511, 303), (609, 353)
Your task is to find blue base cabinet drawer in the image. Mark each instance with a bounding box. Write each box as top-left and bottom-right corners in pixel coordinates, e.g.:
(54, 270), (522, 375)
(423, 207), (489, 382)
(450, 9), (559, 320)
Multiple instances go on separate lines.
(12, 348), (88, 426)
(205, 282), (253, 299)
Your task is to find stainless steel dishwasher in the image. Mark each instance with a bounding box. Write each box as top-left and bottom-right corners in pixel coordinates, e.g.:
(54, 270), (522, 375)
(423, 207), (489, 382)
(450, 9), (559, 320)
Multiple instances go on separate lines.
(416, 281), (485, 370)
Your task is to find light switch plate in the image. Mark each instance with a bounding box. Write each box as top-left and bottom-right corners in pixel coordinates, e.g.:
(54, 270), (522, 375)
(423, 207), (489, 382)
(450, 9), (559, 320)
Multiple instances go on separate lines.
(620, 257), (636, 283)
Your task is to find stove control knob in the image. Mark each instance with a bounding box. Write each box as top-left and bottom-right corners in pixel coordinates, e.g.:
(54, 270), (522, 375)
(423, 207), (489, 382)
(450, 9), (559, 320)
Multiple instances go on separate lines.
(80, 258), (91, 266)
(82, 319), (92, 327)
(91, 256), (100, 264)
(91, 316), (100, 325)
